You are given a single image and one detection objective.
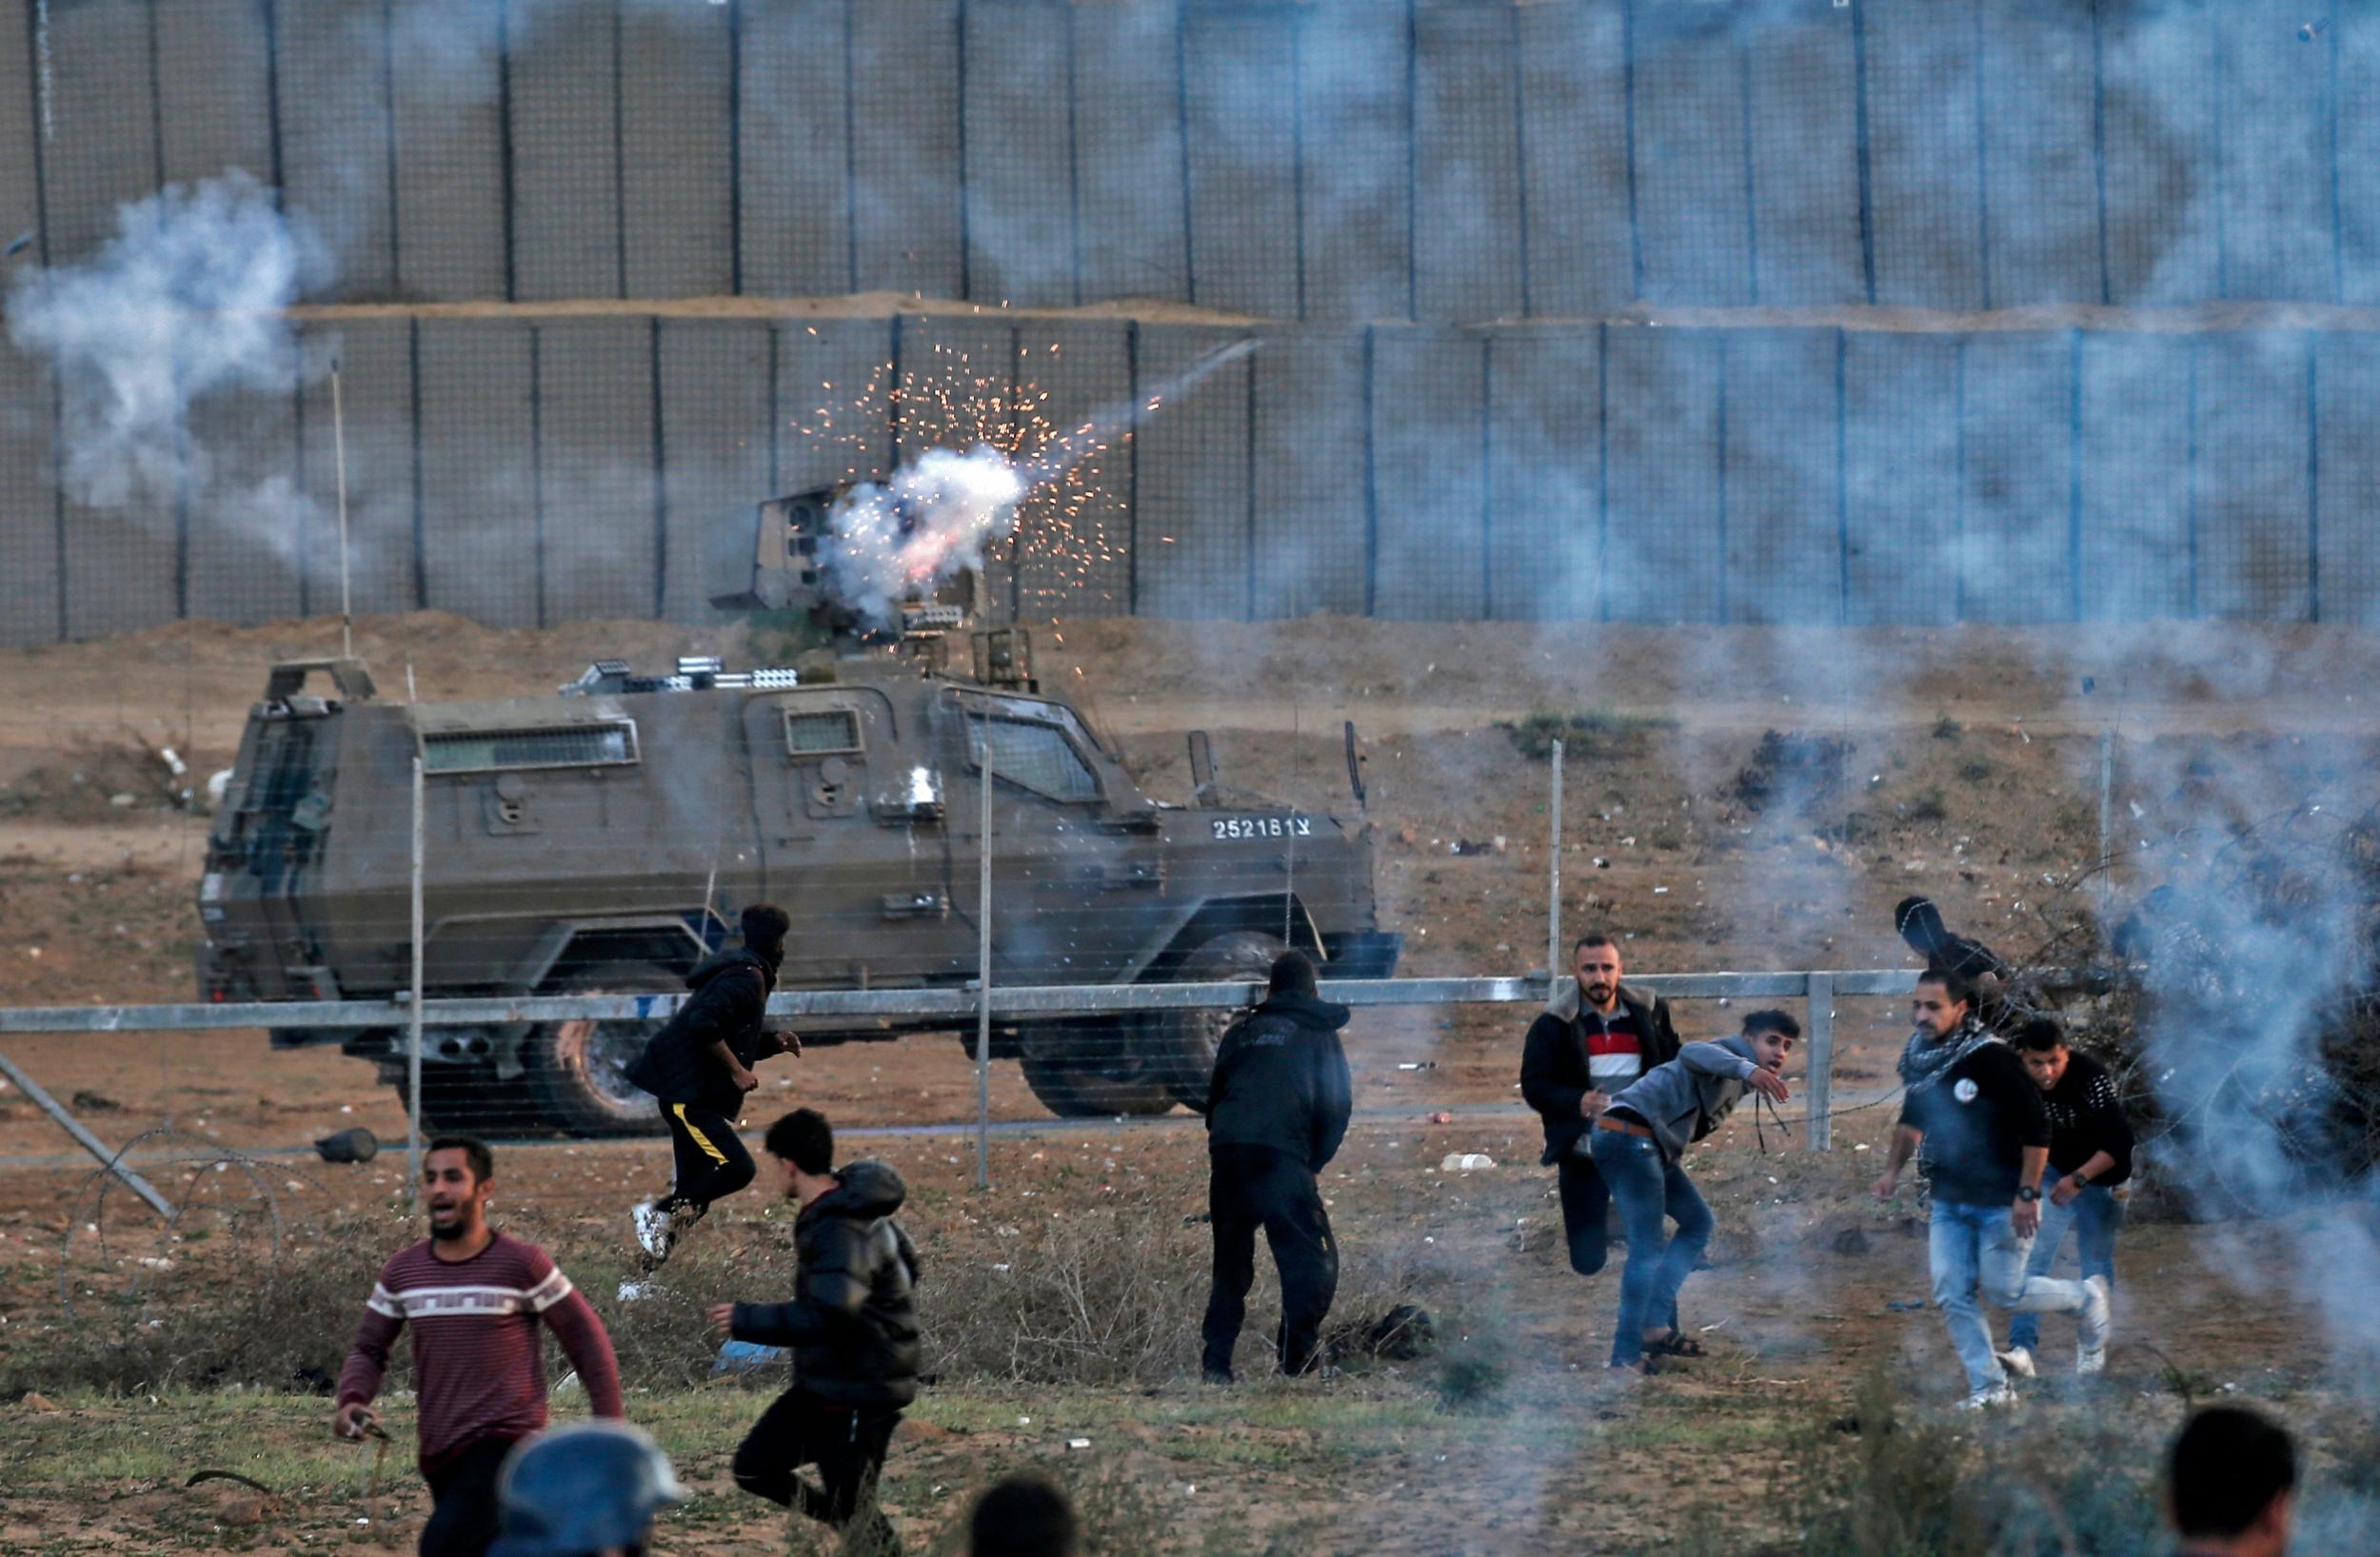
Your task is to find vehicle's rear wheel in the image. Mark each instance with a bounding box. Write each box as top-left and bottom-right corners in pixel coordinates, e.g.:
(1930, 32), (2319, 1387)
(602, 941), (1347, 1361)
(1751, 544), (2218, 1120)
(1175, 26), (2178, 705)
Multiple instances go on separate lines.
(1153, 929), (1291, 1111)
(1018, 1022), (1179, 1118)
(525, 961), (682, 1136)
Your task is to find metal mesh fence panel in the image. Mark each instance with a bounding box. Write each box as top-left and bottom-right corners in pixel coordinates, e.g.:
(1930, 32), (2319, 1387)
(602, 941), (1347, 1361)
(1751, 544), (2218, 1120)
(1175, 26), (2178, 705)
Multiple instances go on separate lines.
(622, 2), (734, 300)
(2099, 4), (2218, 306)
(2341, 21), (2380, 308)
(1976, 0), (2100, 307)
(1634, 10), (1754, 308)
(1250, 329), (1367, 621)
(1411, 2), (1524, 324)
(1299, 5), (1410, 323)
(2315, 334), (2380, 626)
(962, 0), (1079, 310)
(1602, 325), (1722, 625)
(1840, 331), (1960, 626)
(536, 319), (662, 626)
(293, 321), (421, 617)
(389, 2), (508, 302)
(1071, 0), (1188, 306)
(417, 321), (538, 627)
(1483, 325), (1597, 622)
(1011, 320), (1132, 621)
(659, 320), (774, 623)
(152, 0), (273, 190)
(2079, 333), (2195, 624)
(1863, 0), (1987, 310)
(276, 0), (400, 301)
(2197, 332), (2313, 621)
(508, 0), (622, 302)
(184, 361), (304, 626)
(1180, 6), (1301, 319)
(1743, 9), (1862, 307)
(2212, 5), (2336, 305)
(1131, 325), (1251, 621)
(850, 0), (962, 300)
(1724, 330), (1843, 627)
(1370, 326), (1485, 621)
(1956, 332), (2074, 626)
(0, 346), (56, 646)
(774, 316), (897, 494)
(738, 0), (855, 299)
(36, 0), (159, 263)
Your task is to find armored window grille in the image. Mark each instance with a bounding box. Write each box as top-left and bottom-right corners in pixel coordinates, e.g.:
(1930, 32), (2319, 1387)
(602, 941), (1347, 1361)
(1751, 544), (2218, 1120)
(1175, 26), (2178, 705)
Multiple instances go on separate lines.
(973, 718), (1100, 802)
(784, 708), (864, 757)
(421, 721), (639, 774)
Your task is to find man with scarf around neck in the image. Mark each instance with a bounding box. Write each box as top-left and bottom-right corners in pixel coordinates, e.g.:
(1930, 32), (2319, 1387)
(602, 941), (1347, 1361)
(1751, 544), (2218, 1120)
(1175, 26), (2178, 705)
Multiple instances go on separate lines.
(1872, 969), (2112, 1409)
(1200, 950), (1354, 1383)
(624, 904), (803, 1271)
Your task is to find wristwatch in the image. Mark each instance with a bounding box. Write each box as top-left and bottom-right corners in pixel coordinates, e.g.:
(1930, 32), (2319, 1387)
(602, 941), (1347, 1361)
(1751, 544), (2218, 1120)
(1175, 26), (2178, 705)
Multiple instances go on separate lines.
(2014, 1186), (2041, 1203)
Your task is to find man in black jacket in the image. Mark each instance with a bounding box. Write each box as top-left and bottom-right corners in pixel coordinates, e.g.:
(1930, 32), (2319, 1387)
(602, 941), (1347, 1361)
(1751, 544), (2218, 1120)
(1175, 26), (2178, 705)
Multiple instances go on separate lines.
(1895, 896), (2013, 1027)
(626, 904), (800, 1269)
(1200, 949), (1353, 1384)
(710, 1108), (919, 1556)
(1519, 936), (1682, 1281)
(1997, 1015), (2134, 1380)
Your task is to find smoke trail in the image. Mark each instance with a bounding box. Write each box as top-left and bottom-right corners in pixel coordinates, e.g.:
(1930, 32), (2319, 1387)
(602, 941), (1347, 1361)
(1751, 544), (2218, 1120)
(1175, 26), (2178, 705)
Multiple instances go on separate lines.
(5, 171), (329, 535)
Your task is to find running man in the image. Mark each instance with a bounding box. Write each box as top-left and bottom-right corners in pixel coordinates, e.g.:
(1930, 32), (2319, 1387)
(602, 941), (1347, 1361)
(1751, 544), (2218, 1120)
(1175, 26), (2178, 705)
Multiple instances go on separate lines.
(333, 1136), (625, 1557)
(1997, 1015), (2133, 1380)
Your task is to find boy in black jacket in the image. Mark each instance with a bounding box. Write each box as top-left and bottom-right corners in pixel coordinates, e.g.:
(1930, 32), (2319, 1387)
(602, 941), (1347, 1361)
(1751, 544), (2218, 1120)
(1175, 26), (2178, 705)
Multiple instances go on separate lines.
(626, 904), (801, 1268)
(710, 1109), (919, 1556)
(1200, 950), (1354, 1383)
(1998, 1016), (2133, 1380)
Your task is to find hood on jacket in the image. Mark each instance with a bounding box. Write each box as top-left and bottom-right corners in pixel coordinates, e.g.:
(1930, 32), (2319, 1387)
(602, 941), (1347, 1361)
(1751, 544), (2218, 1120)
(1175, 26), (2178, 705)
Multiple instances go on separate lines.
(1543, 977), (1650, 1022)
(1257, 990), (1351, 1032)
(805, 1158), (908, 1222)
(684, 945), (776, 993)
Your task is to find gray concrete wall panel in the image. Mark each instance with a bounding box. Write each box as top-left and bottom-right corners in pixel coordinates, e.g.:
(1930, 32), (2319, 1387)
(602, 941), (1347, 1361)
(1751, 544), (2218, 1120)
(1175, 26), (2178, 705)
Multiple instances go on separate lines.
(622, 4), (734, 299)
(1841, 333), (1958, 625)
(38, 0), (159, 263)
(292, 322), (419, 617)
(153, 0), (273, 186)
(416, 322), (536, 626)
(2098, 5), (2219, 305)
(1602, 326), (1720, 624)
(1517, 1), (1633, 315)
(185, 375), (304, 624)
(279, 0), (399, 299)
(2195, 332), (2311, 621)
(55, 361), (175, 641)
(388, 0), (507, 301)
(1132, 325), (1250, 620)
(660, 321), (774, 621)
(1072, 1), (1188, 305)
(1181, 9), (1300, 318)
(1251, 330), (1366, 620)
(1010, 320), (1131, 619)
(510, 0), (621, 300)
(2213, 8), (2335, 305)
(1483, 327), (1597, 621)
(2337, 21), (2380, 306)
(0, 0), (38, 262)
(849, 0), (962, 299)
(1743, 12), (1862, 306)
(1633, 15), (1753, 307)
(776, 316), (897, 491)
(1977, 1), (2100, 305)
(2313, 333), (2380, 624)
(2078, 334), (2193, 622)
(893, 315), (1018, 463)
(1371, 328), (1486, 621)
(1862, 0), (1984, 308)
(739, 0), (854, 297)
(534, 319), (659, 623)
(963, 2), (1077, 309)
(1722, 331), (1841, 626)
(1956, 333), (2073, 625)
(1413, 5), (1524, 323)
(0, 345), (58, 644)
(1299, 6), (1411, 323)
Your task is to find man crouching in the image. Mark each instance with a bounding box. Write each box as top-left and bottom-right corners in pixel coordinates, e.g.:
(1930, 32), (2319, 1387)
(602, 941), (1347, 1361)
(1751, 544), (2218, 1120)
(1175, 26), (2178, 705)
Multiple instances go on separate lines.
(710, 1109), (918, 1555)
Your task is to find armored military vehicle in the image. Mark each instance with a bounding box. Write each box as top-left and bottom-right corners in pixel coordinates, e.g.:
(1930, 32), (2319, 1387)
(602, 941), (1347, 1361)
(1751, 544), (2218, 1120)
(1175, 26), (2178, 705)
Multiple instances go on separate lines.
(195, 491), (1398, 1134)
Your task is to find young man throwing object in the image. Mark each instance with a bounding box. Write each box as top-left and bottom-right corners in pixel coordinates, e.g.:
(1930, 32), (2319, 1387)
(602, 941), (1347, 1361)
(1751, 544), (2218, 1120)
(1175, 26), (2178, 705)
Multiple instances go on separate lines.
(711, 1109), (919, 1556)
(1998, 1015), (2133, 1381)
(333, 1137), (625, 1557)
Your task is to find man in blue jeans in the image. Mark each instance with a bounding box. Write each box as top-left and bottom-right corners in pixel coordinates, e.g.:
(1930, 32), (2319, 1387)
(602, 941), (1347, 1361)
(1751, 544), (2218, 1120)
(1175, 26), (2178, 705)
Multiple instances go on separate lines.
(1590, 1010), (1795, 1378)
(1873, 971), (2111, 1409)
(1996, 1015), (2132, 1380)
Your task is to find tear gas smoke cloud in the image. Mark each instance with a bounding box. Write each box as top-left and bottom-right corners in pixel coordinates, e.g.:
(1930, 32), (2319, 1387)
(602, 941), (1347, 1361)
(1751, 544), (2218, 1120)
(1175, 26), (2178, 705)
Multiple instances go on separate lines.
(5, 171), (328, 558)
(823, 445), (1029, 630)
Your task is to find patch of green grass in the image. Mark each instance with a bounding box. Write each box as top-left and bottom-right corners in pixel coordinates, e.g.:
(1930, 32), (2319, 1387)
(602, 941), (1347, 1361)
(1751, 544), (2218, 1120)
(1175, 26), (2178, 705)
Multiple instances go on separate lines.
(1505, 708), (1677, 761)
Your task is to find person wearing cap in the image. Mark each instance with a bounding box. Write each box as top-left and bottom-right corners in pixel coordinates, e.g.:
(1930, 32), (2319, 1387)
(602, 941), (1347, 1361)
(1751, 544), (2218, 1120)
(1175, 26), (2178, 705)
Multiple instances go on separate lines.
(1996, 1015), (2133, 1382)
(2166, 1405), (2296, 1557)
(487, 1422), (688, 1557)
(625, 903), (803, 1271)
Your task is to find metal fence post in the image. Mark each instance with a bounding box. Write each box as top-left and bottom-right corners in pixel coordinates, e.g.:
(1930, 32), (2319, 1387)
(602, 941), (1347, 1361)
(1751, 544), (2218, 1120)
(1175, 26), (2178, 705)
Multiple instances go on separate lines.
(1545, 738), (1564, 981)
(408, 755), (426, 1207)
(2097, 725), (2114, 913)
(976, 725), (994, 1192)
(0, 1049), (174, 1217)
(1805, 971), (1834, 1153)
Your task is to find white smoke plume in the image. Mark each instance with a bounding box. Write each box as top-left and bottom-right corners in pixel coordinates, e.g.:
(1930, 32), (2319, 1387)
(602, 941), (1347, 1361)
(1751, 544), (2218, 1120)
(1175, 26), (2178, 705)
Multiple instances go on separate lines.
(5, 170), (327, 522)
(823, 444), (1029, 630)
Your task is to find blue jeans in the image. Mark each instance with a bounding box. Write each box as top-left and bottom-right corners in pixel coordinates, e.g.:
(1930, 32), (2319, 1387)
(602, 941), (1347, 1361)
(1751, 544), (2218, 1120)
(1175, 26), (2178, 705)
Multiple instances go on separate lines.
(1929, 1200), (2091, 1394)
(1590, 1128), (1713, 1367)
(2007, 1184), (2122, 1352)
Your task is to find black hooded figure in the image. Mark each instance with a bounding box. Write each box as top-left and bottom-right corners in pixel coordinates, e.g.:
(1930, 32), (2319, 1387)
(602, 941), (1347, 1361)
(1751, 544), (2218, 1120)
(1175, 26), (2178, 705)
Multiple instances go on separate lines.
(1200, 950), (1354, 1382)
(625, 903), (800, 1267)
(1895, 896), (2012, 1023)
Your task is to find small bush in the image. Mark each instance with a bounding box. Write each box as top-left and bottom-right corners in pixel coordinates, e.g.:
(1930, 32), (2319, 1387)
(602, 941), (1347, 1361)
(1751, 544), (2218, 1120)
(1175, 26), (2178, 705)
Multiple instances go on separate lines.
(1906, 787), (1949, 822)
(1505, 708), (1676, 761)
(1955, 757), (1994, 784)
(1932, 714), (1963, 740)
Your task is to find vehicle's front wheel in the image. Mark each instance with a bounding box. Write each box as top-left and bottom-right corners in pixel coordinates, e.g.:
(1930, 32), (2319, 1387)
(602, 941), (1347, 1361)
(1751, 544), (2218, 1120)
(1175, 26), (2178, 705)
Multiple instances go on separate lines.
(1152, 929), (1291, 1111)
(525, 961), (681, 1136)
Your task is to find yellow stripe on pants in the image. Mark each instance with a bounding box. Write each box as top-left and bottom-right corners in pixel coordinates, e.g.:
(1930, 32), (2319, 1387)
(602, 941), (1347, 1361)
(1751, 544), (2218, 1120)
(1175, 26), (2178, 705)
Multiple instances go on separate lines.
(673, 1104), (729, 1166)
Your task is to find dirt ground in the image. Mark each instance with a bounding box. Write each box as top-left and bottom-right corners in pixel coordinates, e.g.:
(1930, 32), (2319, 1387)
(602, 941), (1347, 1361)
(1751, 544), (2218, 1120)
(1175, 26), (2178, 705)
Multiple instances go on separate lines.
(0, 614), (2374, 1550)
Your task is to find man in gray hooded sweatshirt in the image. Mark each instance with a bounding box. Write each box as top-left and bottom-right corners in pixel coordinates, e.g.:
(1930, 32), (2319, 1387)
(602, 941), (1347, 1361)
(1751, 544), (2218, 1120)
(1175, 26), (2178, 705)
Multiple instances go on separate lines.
(1590, 1010), (1795, 1375)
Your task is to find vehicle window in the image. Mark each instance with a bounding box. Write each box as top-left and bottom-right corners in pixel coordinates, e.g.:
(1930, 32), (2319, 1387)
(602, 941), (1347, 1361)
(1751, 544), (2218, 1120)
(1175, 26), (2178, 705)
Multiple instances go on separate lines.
(784, 708), (863, 757)
(422, 721), (637, 774)
(971, 717), (1100, 802)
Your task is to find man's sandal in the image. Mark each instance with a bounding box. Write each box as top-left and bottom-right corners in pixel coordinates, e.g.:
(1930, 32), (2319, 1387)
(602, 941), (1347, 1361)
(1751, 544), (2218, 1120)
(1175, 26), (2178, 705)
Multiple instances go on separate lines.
(1644, 1330), (1706, 1358)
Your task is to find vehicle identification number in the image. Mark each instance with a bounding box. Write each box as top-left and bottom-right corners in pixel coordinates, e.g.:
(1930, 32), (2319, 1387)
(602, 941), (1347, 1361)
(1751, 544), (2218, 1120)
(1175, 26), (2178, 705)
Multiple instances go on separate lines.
(1210, 815), (1313, 841)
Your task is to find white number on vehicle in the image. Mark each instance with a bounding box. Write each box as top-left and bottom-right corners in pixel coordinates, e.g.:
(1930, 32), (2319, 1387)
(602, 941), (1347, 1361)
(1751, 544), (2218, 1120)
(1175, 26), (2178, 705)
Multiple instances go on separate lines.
(1209, 815), (1313, 841)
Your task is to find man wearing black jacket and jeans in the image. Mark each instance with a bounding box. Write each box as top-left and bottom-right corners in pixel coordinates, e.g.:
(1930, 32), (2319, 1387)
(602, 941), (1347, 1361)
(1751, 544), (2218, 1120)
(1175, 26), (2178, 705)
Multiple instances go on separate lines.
(1872, 971), (2111, 1409)
(1200, 950), (1353, 1384)
(1999, 1015), (2133, 1381)
(710, 1109), (918, 1556)
(625, 904), (801, 1269)
(1520, 936), (1682, 1281)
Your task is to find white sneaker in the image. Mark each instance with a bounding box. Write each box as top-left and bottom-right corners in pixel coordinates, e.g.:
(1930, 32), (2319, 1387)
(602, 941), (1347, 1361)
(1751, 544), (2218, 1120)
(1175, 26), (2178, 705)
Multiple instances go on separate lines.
(616, 1279), (656, 1303)
(2075, 1275), (2112, 1374)
(1994, 1346), (2036, 1380)
(1954, 1382), (2019, 1411)
(631, 1200), (675, 1262)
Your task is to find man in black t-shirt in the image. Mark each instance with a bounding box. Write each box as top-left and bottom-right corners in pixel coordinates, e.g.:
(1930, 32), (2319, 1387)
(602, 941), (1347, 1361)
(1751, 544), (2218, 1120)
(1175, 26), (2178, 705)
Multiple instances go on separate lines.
(1872, 971), (2111, 1409)
(1996, 1016), (2133, 1380)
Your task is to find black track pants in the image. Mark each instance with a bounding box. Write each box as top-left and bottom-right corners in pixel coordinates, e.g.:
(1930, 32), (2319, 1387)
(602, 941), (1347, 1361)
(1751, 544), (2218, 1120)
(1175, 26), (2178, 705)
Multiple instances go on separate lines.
(1200, 1144), (1340, 1377)
(731, 1389), (902, 1555)
(659, 1101), (755, 1211)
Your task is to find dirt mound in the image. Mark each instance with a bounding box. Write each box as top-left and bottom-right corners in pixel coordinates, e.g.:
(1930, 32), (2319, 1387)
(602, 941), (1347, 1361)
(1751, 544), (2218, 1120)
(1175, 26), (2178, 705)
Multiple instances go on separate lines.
(0, 737), (190, 822)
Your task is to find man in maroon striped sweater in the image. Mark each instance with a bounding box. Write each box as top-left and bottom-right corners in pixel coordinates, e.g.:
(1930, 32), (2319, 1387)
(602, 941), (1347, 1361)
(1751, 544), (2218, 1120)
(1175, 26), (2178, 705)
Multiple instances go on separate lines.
(332, 1136), (626, 1557)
